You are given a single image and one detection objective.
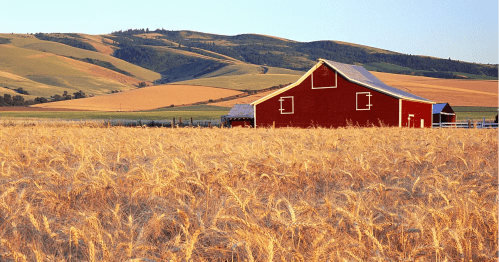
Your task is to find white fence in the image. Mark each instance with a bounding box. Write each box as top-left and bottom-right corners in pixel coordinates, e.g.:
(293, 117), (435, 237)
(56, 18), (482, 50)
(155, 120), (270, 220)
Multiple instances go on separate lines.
(433, 121), (498, 129)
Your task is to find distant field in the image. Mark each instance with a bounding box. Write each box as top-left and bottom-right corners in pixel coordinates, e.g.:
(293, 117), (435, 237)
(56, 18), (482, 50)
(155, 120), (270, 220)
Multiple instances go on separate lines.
(372, 71), (498, 107)
(32, 84), (243, 111)
(175, 74), (300, 90)
(0, 110), (227, 120)
(209, 89), (277, 107)
(455, 111), (497, 121)
(150, 104), (231, 111)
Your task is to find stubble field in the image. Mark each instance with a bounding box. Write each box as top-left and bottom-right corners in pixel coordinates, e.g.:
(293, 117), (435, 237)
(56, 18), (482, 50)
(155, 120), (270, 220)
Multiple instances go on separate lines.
(0, 124), (497, 261)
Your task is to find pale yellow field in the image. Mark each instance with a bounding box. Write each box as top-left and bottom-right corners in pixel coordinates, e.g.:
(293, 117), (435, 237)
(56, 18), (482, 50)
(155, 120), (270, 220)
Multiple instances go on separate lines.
(0, 124), (496, 261)
(32, 84), (243, 111)
(372, 72), (498, 107)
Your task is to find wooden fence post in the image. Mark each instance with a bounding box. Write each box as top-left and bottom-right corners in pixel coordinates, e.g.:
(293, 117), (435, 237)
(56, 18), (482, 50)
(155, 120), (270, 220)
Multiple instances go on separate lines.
(191, 117), (193, 127)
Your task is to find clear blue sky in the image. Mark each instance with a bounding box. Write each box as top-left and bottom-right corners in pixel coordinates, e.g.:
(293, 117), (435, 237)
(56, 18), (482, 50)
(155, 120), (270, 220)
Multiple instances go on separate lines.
(2, 0), (497, 64)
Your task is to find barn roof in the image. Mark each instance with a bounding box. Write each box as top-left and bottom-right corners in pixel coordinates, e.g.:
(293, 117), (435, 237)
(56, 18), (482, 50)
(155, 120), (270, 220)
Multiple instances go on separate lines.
(252, 59), (434, 105)
(433, 103), (447, 114)
(222, 104), (254, 119)
(433, 103), (454, 114)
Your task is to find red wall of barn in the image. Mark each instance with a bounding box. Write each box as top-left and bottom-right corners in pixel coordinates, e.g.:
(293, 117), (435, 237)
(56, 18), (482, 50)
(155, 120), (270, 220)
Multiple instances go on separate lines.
(401, 100), (433, 127)
(255, 64), (401, 128)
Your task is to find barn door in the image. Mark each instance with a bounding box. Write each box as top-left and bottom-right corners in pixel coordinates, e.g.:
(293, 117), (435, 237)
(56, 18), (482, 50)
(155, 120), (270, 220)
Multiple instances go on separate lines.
(279, 96), (294, 114)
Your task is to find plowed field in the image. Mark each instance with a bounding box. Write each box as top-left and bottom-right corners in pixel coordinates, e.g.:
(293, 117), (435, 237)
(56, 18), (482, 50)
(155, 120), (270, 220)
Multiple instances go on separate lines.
(32, 84), (243, 111)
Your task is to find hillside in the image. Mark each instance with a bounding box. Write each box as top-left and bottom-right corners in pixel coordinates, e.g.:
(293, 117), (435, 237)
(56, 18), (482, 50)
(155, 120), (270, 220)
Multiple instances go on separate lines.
(0, 34), (163, 104)
(107, 29), (497, 81)
(0, 30), (496, 109)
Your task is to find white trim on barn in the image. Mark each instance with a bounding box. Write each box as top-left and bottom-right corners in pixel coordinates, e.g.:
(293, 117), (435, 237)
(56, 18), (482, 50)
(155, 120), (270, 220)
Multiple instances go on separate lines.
(279, 96), (294, 114)
(399, 99), (402, 127)
(312, 69), (337, 89)
(356, 92), (372, 111)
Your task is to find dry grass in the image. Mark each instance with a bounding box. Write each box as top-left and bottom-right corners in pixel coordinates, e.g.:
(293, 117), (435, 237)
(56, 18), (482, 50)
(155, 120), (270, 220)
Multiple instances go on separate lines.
(372, 72), (498, 107)
(0, 123), (496, 261)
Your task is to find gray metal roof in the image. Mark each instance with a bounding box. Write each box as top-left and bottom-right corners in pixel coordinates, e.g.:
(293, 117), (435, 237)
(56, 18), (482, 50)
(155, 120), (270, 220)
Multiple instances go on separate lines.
(223, 104), (254, 119)
(321, 59), (433, 103)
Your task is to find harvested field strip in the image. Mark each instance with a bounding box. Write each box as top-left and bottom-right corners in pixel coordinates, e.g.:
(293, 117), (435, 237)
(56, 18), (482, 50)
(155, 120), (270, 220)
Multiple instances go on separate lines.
(31, 84), (242, 111)
(0, 125), (496, 261)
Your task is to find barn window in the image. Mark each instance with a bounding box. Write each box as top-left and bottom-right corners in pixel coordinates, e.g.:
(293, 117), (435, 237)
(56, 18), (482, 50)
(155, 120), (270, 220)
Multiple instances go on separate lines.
(279, 96), (294, 114)
(312, 64), (337, 89)
(356, 92), (372, 110)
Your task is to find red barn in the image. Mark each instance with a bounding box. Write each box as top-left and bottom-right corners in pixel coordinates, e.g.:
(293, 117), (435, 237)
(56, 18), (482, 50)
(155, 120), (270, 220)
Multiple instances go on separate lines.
(432, 103), (456, 125)
(250, 59), (435, 128)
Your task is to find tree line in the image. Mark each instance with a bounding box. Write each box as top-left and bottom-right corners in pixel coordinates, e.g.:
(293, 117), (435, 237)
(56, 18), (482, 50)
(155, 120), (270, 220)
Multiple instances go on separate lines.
(0, 90), (88, 107)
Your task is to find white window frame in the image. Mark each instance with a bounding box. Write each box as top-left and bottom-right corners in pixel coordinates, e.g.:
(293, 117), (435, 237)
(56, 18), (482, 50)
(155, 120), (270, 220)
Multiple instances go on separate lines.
(356, 92), (373, 111)
(279, 96), (294, 114)
(311, 70), (338, 89)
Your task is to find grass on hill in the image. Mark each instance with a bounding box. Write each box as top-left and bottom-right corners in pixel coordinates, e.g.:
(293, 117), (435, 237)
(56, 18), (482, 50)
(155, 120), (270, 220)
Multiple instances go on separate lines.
(2, 34), (160, 82)
(0, 44), (141, 98)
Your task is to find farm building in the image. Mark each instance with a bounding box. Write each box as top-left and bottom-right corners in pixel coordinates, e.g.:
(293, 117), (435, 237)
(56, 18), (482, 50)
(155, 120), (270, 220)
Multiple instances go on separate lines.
(221, 104), (254, 127)
(242, 59), (435, 128)
(432, 103), (456, 125)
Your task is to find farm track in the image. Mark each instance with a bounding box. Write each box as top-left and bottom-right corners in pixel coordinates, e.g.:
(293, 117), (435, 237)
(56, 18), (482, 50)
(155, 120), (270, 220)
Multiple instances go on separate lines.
(0, 124), (496, 261)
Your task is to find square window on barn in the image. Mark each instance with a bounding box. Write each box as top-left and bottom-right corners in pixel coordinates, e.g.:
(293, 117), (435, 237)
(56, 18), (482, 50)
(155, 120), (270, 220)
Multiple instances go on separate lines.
(356, 92), (372, 110)
(312, 65), (337, 89)
(279, 96), (294, 114)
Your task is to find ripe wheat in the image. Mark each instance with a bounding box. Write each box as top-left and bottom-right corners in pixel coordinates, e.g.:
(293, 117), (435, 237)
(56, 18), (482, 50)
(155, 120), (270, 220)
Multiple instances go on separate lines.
(0, 122), (496, 261)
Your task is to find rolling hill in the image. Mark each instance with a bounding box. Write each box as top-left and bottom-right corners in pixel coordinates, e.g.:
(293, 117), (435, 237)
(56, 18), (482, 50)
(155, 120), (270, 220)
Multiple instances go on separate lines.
(0, 30), (496, 109)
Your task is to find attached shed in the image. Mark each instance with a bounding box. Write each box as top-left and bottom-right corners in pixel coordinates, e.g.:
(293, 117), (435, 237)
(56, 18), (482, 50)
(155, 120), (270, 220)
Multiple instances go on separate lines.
(250, 59), (435, 128)
(221, 104), (254, 127)
(432, 103), (456, 124)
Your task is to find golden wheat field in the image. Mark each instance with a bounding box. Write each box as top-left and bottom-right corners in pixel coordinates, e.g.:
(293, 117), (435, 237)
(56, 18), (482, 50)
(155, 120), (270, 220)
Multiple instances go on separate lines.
(32, 85), (243, 111)
(372, 72), (498, 107)
(0, 123), (497, 261)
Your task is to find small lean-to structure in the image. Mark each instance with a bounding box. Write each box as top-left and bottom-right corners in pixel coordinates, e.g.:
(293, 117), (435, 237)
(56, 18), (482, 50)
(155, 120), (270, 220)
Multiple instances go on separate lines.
(221, 104), (254, 127)
(432, 103), (456, 124)
(246, 59), (435, 128)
